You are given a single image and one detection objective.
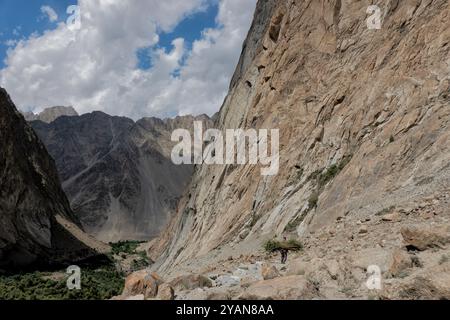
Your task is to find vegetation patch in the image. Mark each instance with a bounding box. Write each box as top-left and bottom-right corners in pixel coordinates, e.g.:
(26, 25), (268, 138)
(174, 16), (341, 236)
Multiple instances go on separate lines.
(250, 213), (262, 228)
(308, 192), (319, 210)
(109, 240), (150, 273)
(316, 155), (352, 189)
(110, 240), (144, 255)
(284, 210), (309, 233)
(0, 264), (124, 300)
(285, 217), (302, 233)
(305, 155), (353, 210)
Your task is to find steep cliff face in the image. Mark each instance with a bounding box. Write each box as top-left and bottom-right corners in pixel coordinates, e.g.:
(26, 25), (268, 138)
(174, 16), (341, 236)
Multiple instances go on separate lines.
(31, 113), (211, 242)
(151, 0), (450, 276)
(0, 88), (107, 269)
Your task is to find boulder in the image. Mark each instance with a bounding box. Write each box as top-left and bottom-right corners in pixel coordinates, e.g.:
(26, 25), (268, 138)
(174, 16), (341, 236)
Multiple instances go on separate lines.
(381, 262), (450, 300)
(156, 283), (175, 300)
(178, 288), (208, 300)
(261, 265), (281, 280)
(238, 275), (319, 300)
(215, 275), (241, 287)
(122, 270), (163, 299)
(388, 249), (413, 278)
(287, 257), (322, 276)
(144, 279), (159, 299)
(381, 212), (402, 222)
(401, 225), (450, 251)
(206, 288), (234, 300)
(169, 274), (213, 291)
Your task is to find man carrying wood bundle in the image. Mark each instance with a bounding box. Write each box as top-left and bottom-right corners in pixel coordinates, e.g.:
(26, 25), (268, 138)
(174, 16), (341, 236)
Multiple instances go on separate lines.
(264, 237), (302, 264)
(280, 237), (288, 264)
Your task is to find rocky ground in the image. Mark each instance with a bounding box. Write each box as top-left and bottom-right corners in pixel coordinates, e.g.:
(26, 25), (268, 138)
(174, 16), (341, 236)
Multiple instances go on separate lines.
(117, 191), (449, 300)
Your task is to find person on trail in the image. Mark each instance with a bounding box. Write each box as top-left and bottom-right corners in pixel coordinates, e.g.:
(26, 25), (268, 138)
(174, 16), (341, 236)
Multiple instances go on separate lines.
(280, 236), (288, 264)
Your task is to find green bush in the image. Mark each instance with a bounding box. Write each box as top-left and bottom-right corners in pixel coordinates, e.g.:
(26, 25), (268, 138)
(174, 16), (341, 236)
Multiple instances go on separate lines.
(109, 240), (143, 255)
(284, 214), (306, 232)
(308, 192), (319, 209)
(304, 155), (353, 211)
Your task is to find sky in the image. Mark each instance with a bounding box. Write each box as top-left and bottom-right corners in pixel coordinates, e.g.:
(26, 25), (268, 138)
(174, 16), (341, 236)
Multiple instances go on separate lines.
(0, 0), (257, 119)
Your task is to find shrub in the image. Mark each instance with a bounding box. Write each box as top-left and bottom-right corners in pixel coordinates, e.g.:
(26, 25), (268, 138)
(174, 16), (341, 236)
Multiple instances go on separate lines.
(284, 213), (307, 232)
(308, 192), (319, 210)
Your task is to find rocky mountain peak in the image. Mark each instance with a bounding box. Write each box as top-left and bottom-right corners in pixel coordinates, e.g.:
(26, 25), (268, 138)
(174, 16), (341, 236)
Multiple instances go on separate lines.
(23, 106), (79, 123)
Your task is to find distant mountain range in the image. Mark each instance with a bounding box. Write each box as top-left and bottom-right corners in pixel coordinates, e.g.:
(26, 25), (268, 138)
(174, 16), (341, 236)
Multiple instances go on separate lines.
(29, 109), (212, 242)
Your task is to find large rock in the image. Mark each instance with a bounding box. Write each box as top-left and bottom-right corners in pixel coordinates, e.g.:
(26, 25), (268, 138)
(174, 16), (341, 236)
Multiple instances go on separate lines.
(261, 265), (281, 280)
(239, 275), (319, 300)
(381, 212), (402, 222)
(156, 283), (175, 300)
(169, 274), (213, 291)
(401, 225), (450, 251)
(387, 249), (413, 278)
(0, 87), (107, 269)
(381, 262), (450, 300)
(287, 257), (323, 277)
(206, 289), (233, 301)
(123, 270), (163, 299)
(215, 275), (241, 287)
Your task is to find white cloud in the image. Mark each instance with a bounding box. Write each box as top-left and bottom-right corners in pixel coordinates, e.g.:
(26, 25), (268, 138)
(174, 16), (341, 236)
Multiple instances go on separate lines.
(0, 0), (257, 119)
(41, 5), (58, 23)
(12, 26), (22, 36)
(4, 39), (18, 47)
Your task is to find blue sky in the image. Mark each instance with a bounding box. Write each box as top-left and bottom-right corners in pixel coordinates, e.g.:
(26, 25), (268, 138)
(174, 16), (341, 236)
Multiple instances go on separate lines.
(0, 0), (256, 119)
(0, 0), (72, 66)
(138, 3), (218, 70)
(0, 0), (219, 70)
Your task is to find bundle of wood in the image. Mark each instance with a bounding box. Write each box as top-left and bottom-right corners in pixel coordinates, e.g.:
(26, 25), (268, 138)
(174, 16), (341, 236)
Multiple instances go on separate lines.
(264, 239), (303, 252)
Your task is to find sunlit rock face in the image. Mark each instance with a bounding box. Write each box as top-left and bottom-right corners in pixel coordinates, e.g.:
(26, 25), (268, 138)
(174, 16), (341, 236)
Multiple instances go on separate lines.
(149, 0), (450, 276)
